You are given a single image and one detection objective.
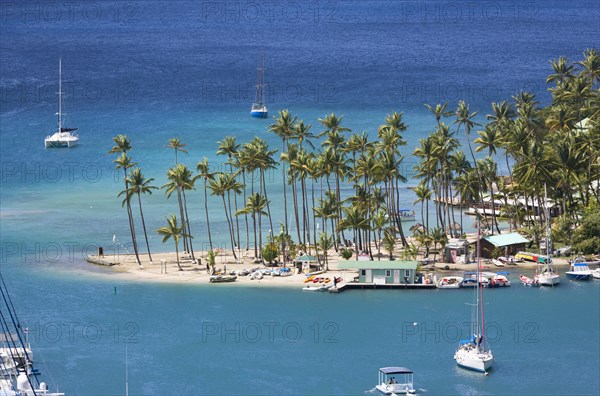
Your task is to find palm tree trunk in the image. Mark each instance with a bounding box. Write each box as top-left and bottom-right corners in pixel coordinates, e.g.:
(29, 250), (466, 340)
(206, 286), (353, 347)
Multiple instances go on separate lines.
(123, 173), (141, 266)
(203, 180), (213, 252)
(174, 239), (182, 271)
(222, 196), (237, 260)
(242, 170), (249, 251)
(182, 190), (196, 261)
(137, 193), (152, 262)
(260, 170), (274, 241)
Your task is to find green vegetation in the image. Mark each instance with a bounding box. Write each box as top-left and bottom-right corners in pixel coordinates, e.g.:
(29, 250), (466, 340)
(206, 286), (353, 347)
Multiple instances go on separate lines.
(112, 49), (600, 264)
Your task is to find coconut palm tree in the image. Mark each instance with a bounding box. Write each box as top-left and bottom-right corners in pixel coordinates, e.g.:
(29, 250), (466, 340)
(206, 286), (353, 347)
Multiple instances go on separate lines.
(122, 168), (157, 262)
(209, 172), (239, 260)
(269, 110), (298, 242)
(578, 48), (600, 88)
(112, 150), (142, 267)
(546, 56), (575, 85)
(166, 138), (188, 164)
(196, 158), (215, 252)
(163, 164), (196, 261)
(413, 183), (431, 231)
(454, 100), (481, 169)
(430, 227), (447, 263)
(338, 205), (370, 259)
(424, 102), (453, 127)
(317, 232), (334, 271)
(236, 192), (268, 260)
(155, 214), (189, 271)
(217, 136), (242, 255)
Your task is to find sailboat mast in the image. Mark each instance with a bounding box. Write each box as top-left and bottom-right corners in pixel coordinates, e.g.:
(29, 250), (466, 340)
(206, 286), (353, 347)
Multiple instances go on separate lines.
(544, 183), (550, 259)
(58, 58), (62, 132)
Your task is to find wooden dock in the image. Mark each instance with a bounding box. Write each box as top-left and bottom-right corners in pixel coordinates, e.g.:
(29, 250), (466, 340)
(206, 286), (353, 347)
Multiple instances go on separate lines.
(85, 255), (118, 266)
(330, 283), (436, 293)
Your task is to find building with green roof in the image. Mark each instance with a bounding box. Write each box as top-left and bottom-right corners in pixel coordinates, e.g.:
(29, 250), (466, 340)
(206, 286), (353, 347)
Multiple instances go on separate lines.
(338, 260), (418, 284)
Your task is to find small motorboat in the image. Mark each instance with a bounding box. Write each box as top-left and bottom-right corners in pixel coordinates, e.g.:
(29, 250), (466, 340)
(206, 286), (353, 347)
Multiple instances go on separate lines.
(435, 276), (463, 289)
(375, 367), (416, 394)
(520, 274), (539, 287)
(302, 284), (332, 292)
(565, 261), (592, 281)
(209, 274), (237, 283)
(488, 273), (511, 287)
(462, 272), (489, 287)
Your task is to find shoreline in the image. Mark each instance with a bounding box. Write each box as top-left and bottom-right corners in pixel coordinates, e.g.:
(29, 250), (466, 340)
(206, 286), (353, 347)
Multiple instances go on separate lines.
(83, 247), (575, 288)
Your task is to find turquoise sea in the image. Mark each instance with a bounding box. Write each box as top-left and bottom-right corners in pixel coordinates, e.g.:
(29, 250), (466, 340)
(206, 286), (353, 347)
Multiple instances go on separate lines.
(1, 1), (599, 394)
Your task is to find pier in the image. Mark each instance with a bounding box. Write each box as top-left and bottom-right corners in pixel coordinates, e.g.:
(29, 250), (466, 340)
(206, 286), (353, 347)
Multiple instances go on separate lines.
(330, 283), (436, 293)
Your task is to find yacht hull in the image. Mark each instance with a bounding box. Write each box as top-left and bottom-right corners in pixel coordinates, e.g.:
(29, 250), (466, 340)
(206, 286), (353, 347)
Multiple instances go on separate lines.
(250, 110), (268, 118)
(454, 348), (494, 373)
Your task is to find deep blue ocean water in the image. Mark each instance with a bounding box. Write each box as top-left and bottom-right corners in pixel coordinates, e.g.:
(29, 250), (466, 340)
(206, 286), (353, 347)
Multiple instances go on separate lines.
(1, 1), (599, 394)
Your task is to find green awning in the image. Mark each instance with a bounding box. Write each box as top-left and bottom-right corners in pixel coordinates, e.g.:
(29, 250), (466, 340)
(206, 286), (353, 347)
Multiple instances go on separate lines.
(338, 260), (418, 270)
(483, 232), (529, 247)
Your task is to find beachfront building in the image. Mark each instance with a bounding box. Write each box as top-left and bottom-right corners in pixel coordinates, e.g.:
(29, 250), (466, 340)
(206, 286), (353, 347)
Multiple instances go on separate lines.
(338, 260), (418, 285)
(294, 254), (319, 273)
(444, 239), (470, 263)
(480, 232), (530, 258)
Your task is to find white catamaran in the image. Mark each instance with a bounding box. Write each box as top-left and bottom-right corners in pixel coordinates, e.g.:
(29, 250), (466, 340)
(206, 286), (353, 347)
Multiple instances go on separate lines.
(44, 58), (78, 148)
(250, 52), (268, 118)
(454, 224), (494, 373)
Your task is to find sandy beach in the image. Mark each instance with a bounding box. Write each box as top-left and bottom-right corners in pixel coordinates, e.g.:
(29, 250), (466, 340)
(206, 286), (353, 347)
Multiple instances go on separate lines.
(84, 242), (573, 288)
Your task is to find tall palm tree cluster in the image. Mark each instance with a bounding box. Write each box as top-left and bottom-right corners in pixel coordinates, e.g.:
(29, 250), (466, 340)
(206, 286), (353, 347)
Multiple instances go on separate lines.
(111, 50), (599, 266)
(413, 49), (599, 251)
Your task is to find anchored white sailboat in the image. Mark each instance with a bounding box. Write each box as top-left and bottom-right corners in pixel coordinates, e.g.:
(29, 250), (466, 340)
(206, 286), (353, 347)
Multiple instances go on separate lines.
(534, 184), (560, 286)
(454, 224), (494, 373)
(250, 52), (268, 118)
(44, 58), (78, 148)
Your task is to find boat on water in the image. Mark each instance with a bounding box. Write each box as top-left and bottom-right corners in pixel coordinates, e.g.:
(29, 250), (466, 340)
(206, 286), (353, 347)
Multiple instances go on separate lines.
(533, 184), (561, 286)
(0, 274), (65, 395)
(519, 274), (539, 287)
(209, 274), (237, 283)
(44, 58), (78, 148)
(592, 268), (600, 280)
(565, 261), (592, 281)
(375, 367), (416, 395)
(454, 225), (494, 374)
(250, 52), (268, 118)
(488, 273), (511, 288)
(398, 209), (416, 222)
(302, 284), (332, 292)
(461, 271), (489, 288)
(435, 276), (463, 289)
